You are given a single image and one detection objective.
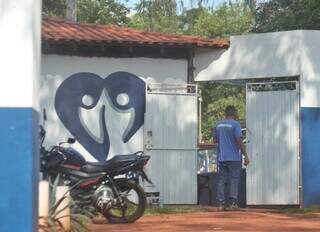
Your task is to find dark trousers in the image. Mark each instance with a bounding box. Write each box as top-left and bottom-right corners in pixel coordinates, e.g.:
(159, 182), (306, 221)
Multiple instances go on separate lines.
(217, 161), (242, 205)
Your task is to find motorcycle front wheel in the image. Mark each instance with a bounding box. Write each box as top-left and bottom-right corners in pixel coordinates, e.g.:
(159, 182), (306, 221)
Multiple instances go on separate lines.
(104, 179), (146, 223)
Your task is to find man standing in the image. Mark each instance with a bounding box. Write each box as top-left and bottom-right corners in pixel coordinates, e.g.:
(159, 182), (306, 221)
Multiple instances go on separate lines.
(214, 105), (250, 211)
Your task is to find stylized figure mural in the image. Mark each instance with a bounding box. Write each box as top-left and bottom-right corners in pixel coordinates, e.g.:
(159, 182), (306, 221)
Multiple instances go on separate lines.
(55, 72), (145, 161)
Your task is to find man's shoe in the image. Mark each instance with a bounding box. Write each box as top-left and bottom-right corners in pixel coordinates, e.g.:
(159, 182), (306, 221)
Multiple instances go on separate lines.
(227, 202), (240, 211)
(217, 204), (226, 211)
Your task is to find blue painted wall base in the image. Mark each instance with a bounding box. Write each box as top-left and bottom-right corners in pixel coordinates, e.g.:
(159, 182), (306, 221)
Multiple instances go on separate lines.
(301, 107), (320, 207)
(0, 108), (39, 232)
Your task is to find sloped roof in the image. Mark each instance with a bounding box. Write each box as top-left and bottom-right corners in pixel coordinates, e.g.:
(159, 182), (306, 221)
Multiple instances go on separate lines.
(42, 17), (229, 48)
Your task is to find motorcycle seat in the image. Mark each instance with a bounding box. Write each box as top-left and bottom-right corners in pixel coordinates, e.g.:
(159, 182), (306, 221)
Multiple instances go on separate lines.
(81, 154), (138, 174)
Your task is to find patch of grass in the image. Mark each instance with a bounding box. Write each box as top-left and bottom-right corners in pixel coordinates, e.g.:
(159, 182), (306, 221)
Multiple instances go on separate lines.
(280, 205), (320, 214)
(144, 206), (211, 216)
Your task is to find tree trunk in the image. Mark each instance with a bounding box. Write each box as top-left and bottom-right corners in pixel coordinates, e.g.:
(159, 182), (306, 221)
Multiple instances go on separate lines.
(66, 0), (77, 22)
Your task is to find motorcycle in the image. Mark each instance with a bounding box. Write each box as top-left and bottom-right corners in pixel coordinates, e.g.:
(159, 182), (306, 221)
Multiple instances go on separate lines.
(40, 123), (151, 223)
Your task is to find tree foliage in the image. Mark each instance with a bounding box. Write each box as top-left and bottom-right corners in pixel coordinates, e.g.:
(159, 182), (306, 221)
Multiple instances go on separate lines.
(43, 0), (130, 25)
(253, 0), (320, 32)
(128, 0), (180, 33)
(199, 82), (246, 142)
(192, 2), (252, 37)
(77, 0), (129, 25)
(43, 0), (67, 18)
(179, 7), (205, 34)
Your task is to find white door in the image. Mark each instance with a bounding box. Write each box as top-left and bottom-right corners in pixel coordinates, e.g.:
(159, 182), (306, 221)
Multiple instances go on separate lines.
(144, 83), (198, 204)
(246, 82), (300, 205)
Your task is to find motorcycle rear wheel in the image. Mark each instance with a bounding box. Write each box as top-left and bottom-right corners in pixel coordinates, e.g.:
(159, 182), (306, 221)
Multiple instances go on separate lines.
(104, 179), (146, 223)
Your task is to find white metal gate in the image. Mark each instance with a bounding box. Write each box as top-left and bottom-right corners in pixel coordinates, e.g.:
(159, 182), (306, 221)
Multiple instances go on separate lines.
(144, 83), (198, 204)
(246, 82), (300, 205)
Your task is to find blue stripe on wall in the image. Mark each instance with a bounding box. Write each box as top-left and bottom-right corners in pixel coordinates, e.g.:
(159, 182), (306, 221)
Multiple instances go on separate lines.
(0, 108), (39, 232)
(301, 107), (320, 207)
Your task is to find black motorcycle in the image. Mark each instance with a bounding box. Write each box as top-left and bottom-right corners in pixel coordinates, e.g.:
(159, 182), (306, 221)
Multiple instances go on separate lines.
(40, 125), (151, 223)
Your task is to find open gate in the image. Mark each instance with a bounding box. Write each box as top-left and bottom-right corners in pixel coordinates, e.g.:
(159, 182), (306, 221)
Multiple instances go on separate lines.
(144, 83), (198, 204)
(246, 82), (300, 205)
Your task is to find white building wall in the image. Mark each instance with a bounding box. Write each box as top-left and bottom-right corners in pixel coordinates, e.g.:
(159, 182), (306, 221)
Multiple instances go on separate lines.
(194, 30), (320, 108)
(0, 0), (41, 110)
(194, 48), (226, 78)
(299, 31), (320, 107)
(42, 55), (188, 86)
(41, 55), (188, 161)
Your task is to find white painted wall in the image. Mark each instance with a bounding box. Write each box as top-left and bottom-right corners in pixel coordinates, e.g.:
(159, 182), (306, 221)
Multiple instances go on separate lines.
(195, 30), (320, 107)
(41, 55), (188, 161)
(194, 47), (226, 78)
(299, 31), (320, 107)
(195, 31), (302, 81)
(0, 0), (41, 109)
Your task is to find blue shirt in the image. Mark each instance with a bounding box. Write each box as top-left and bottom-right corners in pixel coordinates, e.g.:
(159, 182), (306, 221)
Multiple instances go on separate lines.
(214, 119), (242, 162)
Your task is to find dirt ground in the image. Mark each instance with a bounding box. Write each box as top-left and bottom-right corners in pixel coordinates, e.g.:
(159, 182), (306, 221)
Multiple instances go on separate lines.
(90, 209), (320, 232)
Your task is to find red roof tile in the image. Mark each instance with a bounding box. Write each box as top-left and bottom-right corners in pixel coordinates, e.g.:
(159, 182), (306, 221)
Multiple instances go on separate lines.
(42, 17), (229, 48)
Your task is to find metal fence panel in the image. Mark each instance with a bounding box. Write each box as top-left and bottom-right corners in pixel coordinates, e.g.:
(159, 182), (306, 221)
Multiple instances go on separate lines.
(246, 83), (299, 205)
(145, 93), (197, 150)
(146, 150), (197, 204)
(144, 84), (198, 204)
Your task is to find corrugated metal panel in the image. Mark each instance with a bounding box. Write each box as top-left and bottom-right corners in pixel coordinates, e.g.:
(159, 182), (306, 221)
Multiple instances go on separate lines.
(144, 86), (198, 204)
(146, 150), (197, 204)
(145, 93), (197, 149)
(246, 83), (299, 205)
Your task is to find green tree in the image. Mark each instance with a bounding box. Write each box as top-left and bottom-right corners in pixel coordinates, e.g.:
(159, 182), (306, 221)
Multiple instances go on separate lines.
(245, 0), (256, 11)
(42, 0), (130, 25)
(199, 83), (246, 142)
(179, 7), (205, 34)
(192, 2), (253, 37)
(42, 0), (67, 18)
(253, 0), (320, 33)
(128, 0), (180, 33)
(78, 0), (129, 25)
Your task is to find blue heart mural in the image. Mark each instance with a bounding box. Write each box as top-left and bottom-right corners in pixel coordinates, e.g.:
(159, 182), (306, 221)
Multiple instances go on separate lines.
(54, 71), (146, 161)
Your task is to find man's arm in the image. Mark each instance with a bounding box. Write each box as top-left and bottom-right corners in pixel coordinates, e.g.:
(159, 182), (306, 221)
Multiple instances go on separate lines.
(233, 122), (250, 166)
(236, 137), (250, 166)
